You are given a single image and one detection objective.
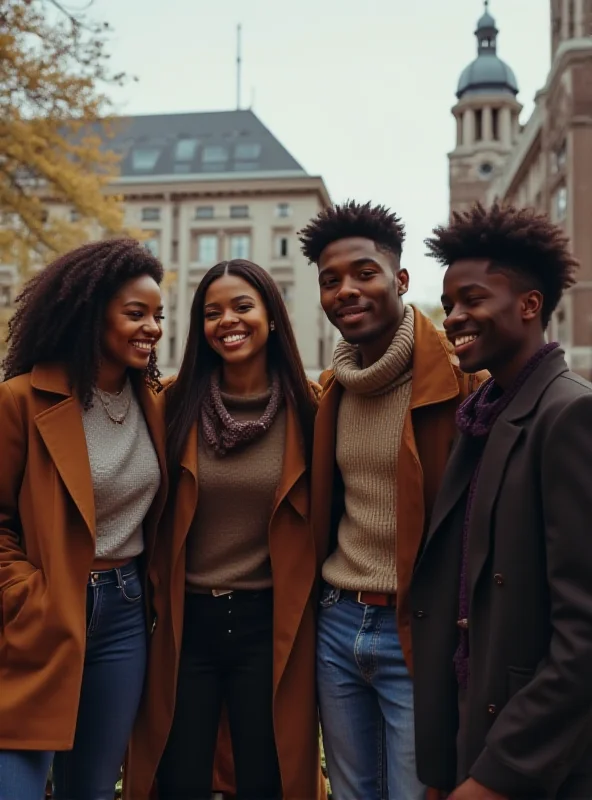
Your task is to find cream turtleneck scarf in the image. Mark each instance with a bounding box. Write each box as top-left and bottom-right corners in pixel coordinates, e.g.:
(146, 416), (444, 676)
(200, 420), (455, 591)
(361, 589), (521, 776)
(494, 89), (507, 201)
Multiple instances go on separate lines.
(323, 306), (414, 594)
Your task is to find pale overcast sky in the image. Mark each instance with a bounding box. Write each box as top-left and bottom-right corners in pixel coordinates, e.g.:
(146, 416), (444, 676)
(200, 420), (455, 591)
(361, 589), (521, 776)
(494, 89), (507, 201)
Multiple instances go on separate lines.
(98, 0), (550, 305)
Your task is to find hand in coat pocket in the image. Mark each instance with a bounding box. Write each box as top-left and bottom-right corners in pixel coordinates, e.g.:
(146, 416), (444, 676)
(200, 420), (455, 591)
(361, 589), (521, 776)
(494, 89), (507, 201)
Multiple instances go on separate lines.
(0, 569), (48, 666)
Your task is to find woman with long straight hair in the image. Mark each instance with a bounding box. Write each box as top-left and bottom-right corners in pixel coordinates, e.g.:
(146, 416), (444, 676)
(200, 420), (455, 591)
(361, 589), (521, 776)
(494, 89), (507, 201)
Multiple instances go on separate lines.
(125, 259), (326, 800)
(0, 239), (168, 800)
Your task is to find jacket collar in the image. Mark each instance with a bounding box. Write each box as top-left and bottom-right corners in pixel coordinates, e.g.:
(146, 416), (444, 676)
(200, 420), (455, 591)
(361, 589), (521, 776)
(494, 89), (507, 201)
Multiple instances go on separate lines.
(502, 346), (569, 422)
(31, 362), (71, 396)
(408, 305), (460, 409)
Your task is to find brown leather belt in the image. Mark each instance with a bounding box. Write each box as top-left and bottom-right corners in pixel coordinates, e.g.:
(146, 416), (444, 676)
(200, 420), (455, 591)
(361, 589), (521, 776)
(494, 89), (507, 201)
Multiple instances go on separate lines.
(342, 589), (397, 607)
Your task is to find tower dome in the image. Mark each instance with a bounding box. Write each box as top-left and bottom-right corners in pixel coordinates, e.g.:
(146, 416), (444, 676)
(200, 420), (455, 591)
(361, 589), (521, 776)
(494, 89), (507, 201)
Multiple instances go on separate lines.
(457, 1), (519, 99)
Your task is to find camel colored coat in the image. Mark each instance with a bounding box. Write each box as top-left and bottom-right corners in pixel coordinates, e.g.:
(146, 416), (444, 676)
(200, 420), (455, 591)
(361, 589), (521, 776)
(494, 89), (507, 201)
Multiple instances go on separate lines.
(311, 306), (486, 675)
(0, 364), (167, 749)
(125, 391), (326, 800)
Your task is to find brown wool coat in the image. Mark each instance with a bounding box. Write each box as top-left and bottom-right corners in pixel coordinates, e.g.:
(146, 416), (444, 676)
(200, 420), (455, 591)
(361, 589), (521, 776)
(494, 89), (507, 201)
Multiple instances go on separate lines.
(0, 364), (167, 750)
(125, 386), (326, 800)
(311, 305), (486, 676)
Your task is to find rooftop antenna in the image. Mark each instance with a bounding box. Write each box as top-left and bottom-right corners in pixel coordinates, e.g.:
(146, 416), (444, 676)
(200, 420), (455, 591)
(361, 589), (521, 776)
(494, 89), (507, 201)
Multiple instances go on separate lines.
(236, 24), (242, 110)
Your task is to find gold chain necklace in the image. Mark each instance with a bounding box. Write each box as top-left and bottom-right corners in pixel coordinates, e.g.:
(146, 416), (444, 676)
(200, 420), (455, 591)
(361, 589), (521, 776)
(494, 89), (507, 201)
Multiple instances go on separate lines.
(95, 381), (132, 425)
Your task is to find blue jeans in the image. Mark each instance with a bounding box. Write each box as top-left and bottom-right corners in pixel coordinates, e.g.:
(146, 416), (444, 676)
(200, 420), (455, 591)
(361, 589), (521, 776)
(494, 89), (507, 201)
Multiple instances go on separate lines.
(0, 560), (147, 800)
(317, 586), (426, 800)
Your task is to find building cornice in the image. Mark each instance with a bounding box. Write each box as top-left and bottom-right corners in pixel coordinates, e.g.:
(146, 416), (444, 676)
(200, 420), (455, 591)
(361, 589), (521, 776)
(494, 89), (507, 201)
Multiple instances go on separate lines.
(38, 173), (332, 207)
(542, 38), (592, 97)
(452, 94), (522, 114)
(111, 169), (307, 185)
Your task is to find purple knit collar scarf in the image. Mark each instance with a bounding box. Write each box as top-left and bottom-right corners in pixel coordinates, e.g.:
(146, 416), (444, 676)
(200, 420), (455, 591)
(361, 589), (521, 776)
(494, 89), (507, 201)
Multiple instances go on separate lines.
(454, 341), (559, 689)
(201, 370), (283, 456)
(456, 342), (559, 439)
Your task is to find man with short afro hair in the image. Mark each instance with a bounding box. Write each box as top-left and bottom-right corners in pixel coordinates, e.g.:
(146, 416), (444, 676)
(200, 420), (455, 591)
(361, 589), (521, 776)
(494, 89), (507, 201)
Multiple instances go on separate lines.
(411, 202), (592, 799)
(301, 200), (485, 800)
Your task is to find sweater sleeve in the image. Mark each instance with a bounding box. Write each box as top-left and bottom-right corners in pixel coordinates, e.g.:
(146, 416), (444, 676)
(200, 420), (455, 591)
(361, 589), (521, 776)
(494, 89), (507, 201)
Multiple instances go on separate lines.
(471, 393), (592, 796)
(0, 383), (37, 588)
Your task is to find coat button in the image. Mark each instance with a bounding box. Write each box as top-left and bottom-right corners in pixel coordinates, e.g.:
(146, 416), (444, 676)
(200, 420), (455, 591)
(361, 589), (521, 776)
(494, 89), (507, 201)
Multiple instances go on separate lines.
(488, 704), (497, 715)
(494, 573), (504, 585)
(413, 610), (427, 619)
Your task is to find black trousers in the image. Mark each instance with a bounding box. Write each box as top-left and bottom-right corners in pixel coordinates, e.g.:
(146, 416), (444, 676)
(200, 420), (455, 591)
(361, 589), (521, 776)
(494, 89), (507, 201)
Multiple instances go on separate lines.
(157, 589), (281, 800)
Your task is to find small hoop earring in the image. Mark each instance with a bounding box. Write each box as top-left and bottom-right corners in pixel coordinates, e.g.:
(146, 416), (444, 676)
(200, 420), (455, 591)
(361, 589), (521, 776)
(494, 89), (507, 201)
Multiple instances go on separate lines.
(270, 321), (275, 331)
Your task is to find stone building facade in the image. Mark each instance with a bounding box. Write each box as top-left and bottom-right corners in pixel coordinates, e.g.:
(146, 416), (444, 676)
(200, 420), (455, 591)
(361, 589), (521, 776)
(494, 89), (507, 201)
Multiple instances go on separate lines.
(449, 1), (592, 378)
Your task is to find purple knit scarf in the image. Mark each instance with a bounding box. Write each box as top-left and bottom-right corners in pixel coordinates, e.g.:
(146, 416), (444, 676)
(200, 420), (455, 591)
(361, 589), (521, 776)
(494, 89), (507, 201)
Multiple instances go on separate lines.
(201, 371), (283, 456)
(454, 342), (559, 688)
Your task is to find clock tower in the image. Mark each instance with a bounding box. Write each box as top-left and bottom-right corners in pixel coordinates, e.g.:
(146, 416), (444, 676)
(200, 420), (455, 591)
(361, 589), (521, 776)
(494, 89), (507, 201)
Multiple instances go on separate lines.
(449, 2), (523, 213)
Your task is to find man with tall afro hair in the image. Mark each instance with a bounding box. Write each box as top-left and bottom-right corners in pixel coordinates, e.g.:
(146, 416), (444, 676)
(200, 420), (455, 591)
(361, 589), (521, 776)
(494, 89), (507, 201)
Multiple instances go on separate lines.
(299, 200), (485, 800)
(411, 203), (592, 799)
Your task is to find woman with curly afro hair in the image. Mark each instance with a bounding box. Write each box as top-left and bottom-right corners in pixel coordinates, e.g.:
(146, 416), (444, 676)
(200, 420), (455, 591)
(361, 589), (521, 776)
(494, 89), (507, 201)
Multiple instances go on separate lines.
(0, 238), (169, 800)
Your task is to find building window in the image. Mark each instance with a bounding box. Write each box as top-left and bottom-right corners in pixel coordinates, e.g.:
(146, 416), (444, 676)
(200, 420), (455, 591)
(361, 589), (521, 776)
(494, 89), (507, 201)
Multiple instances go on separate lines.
(195, 206), (214, 219)
(142, 207), (161, 222)
(131, 148), (161, 172)
(70, 209), (81, 222)
(143, 236), (160, 258)
(201, 145), (228, 168)
(0, 285), (11, 307)
(318, 338), (325, 370)
(230, 205), (249, 219)
(475, 109), (483, 141)
(234, 143), (262, 160)
(555, 185), (568, 221)
(551, 141), (567, 174)
(276, 203), (291, 218)
(196, 234), (218, 264)
(492, 108), (499, 141)
(229, 234), (251, 260)
(275, 235), (289, 258)
(175, 138), (198, 162)
(278, 283), (293, 310)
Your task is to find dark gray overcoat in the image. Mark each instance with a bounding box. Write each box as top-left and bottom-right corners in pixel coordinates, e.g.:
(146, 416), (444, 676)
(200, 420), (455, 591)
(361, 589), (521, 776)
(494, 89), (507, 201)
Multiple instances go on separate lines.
(411, 347), (592, 799)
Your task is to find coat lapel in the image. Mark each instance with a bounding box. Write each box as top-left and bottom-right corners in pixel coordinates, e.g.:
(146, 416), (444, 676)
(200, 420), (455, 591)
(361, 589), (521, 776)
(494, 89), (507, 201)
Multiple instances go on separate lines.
(270, 402), (313, 695)
(467, 420), (521, 596)
(466, 347), (569, 597)
(170, 421), (199, 568)
(310, 376), (342, 571)
(135, 382), (168, 565)
(421, 435), (481, 554)
(32, 365), (96, 539)
(272, 401), (307, 519)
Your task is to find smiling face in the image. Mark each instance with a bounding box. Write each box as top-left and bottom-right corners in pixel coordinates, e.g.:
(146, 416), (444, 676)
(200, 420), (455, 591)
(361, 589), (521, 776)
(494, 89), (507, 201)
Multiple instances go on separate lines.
(203, 272), (270, 369)
(101, 274), (163, 374)
(441, 258), (544, 382)
(317, 237), (408, 353)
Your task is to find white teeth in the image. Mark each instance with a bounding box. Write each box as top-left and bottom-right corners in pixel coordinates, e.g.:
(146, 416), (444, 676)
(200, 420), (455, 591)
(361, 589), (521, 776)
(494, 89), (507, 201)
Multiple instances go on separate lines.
(222, 334), (247, 343)
(131, 341), (152, 351)
(454, 335), (478, 347)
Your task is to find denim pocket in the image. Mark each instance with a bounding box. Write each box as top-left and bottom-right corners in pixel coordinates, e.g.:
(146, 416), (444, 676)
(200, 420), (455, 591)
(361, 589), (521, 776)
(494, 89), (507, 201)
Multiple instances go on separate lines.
(120, 571), (143, 603)
(319, 586), (341, 609)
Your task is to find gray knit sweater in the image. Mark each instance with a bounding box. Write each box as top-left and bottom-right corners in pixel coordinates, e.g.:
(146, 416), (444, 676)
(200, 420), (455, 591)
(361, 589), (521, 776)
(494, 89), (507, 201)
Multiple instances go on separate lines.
(82, 380), (161, 559)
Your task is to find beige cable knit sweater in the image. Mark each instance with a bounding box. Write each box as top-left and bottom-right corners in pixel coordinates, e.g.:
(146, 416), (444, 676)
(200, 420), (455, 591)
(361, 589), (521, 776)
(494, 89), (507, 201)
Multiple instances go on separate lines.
(322, 306), (414, 594)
